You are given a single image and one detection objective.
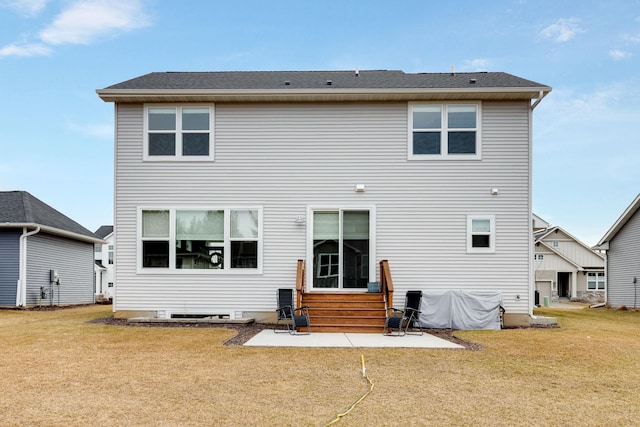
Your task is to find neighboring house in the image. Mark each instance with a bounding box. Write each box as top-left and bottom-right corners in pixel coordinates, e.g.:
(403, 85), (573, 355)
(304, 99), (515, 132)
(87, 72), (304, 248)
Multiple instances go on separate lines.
(0, 191), (104, 307)
(532, 213), (549, 232)
(596, 194), (640, 308)
(533, 220), (605, 303)
(94, 225), (115, 300)
(97, 69), (551, 326)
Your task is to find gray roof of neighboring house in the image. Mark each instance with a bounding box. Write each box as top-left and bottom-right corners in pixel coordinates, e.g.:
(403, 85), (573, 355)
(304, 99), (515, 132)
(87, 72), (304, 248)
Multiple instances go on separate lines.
(94, 225), (114, 239)
(0, 191), (101, 242)
(97, 70), (551, 103)
(103, 70), (548, 90)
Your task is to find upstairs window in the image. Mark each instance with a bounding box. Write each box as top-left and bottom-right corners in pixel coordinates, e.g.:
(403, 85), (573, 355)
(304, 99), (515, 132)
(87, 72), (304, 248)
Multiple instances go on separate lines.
(409, 103), (480, 159)
(145, 105), (214, 161)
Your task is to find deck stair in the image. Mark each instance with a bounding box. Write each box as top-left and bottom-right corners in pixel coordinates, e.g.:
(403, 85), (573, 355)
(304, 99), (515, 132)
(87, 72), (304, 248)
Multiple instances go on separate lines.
(301, 292), (387, 333)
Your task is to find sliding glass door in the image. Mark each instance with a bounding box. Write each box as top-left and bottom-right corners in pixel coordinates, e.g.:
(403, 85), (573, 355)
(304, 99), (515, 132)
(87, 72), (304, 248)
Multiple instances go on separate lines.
(310, 208), (373, 290)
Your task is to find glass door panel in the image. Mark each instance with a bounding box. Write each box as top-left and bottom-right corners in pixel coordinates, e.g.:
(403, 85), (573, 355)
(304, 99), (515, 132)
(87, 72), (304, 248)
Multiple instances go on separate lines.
(311, 209), (371, 290)
(313, 212), (339, 288)
(342, 211), (369, 288)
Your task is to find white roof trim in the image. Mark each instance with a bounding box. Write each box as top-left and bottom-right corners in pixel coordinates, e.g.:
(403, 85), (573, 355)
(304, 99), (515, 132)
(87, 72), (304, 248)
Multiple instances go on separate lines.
(535, 226), (604, 260)
(537, 241), (583, 269)
(97, 87), (552, 103)
(596, 193), (640, 247)
(0, 223), (105, 245)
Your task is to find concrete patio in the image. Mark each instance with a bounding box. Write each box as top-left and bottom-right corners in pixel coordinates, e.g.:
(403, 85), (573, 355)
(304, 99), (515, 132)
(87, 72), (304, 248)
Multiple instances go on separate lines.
(244, 330), (464, 348)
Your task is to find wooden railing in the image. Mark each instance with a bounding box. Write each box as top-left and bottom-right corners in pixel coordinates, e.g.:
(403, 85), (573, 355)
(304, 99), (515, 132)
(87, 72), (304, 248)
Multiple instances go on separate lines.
(379, 259), (394, 309)
(295, 259), (305, 309)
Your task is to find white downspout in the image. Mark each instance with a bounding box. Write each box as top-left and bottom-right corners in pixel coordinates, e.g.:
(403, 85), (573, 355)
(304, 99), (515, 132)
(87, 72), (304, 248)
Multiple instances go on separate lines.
(531, 90), (549, 110)
(17, 226), (40, 306)
(603, 251), (608, 305)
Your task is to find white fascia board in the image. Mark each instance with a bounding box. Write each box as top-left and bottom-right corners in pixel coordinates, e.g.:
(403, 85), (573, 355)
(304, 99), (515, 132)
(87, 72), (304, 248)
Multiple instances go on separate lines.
(96, 86), (552, 103)
(596, 193), (640, 246)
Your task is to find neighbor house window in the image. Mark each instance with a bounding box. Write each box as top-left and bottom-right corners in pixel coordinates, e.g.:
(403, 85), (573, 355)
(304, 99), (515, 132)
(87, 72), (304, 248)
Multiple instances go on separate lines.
(108, 245), (114, 264)
(139, 207), (261, 272)
(317, 253), (339, 278)
(587, 272), (605, 290)
(467, 215), (495, 253)
(409, 102), (480, 159)
(144, 105), (214, 160)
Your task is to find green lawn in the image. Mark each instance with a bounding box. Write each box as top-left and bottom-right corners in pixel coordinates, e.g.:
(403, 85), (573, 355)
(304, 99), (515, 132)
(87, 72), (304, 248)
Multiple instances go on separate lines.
(1, 305), (639, 426)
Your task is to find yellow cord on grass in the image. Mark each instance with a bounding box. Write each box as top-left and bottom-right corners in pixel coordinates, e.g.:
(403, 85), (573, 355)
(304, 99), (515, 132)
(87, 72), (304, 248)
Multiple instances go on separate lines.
(324, 355), (375, 426)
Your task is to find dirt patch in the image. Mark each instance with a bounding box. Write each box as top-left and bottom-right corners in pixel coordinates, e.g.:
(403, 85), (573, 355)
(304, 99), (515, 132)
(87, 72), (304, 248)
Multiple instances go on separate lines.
(88, 316), (481, 349)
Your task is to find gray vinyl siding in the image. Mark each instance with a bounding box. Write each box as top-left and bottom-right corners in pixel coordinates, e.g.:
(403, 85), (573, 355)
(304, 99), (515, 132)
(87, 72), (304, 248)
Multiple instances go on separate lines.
(114, 101), (532, 316)
(607, 210), (640, 308)
(0, 229), (20, 306)
(25, 233), (94, 306)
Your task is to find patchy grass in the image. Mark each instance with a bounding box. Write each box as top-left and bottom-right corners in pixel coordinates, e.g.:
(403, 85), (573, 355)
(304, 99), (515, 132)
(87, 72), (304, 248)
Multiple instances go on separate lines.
(1, 305), (639, 426)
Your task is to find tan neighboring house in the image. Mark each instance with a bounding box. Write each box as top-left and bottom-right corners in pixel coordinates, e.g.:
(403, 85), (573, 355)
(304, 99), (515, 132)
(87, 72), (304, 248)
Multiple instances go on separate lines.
(534, 220), (605, 303)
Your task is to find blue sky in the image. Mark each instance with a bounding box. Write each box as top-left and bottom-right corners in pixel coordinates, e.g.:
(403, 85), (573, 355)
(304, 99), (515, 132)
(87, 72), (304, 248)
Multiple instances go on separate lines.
(1, 0), (639, 246)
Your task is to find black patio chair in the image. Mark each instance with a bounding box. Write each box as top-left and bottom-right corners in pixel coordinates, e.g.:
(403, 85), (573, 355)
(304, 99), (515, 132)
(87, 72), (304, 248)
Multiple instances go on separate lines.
(384, 290), (424, 336)
(274, 288), (311, 335)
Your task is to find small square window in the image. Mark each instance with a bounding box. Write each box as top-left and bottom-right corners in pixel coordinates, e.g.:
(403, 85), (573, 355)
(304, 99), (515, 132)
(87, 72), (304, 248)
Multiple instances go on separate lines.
(467, 215), (495, 253)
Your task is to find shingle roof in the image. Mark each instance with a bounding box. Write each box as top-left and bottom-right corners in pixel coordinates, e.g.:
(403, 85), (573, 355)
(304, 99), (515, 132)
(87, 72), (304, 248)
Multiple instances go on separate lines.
(94, 225), (113, 238)
(98, 70), (551, 104)
(104, 70), (548, 91)
(0, 191), (99, 241)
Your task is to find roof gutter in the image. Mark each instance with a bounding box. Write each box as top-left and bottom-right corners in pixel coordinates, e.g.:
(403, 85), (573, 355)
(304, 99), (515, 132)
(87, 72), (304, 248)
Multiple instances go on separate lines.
(96, 86), (553, 103)
(0, 223), (104, 245)
(17, 226), (40, 307)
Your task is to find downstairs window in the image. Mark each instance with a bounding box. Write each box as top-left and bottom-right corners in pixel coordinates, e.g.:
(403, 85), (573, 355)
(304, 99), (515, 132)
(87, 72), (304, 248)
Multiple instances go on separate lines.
(140, 207), (261, 271)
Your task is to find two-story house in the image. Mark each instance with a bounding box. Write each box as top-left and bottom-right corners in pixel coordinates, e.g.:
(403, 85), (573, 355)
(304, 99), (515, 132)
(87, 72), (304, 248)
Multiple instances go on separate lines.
(97, 70), (551, 327)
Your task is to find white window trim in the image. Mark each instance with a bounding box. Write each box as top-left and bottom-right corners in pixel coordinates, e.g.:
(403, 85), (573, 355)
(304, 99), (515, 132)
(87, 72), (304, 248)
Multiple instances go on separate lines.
(466, 214), (495, 253)
(137, 206), (263, 274)
(143, 104), (215, 161)
(587, 272), (606, 290)
(408, 101), (481, 160)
